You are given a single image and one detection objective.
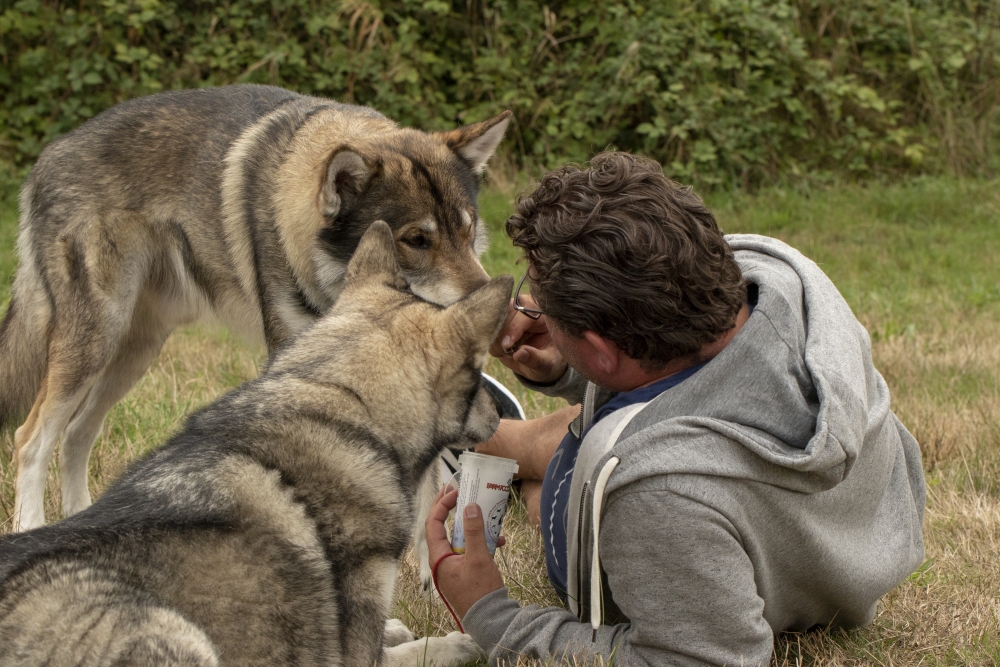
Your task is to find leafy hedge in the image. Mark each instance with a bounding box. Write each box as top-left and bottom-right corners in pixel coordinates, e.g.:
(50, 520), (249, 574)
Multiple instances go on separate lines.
(0, 0), (998, 187)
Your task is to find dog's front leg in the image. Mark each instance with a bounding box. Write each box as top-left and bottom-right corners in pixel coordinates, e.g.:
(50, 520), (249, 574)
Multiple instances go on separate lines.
(338, 559), (403, 667)
(413, 463), (441, 591)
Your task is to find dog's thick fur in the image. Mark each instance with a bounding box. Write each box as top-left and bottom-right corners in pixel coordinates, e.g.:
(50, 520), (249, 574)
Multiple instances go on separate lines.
(0, 222), (514, 667)
(0, 84), (511, 531)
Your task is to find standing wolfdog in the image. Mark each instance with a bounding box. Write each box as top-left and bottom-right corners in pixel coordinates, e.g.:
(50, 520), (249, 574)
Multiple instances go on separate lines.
(0, 84), (511, 531)
(0, 222), (513, 666)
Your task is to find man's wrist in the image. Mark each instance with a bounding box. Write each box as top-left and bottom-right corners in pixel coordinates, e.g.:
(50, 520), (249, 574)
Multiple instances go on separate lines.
(452, 575), (505, 619)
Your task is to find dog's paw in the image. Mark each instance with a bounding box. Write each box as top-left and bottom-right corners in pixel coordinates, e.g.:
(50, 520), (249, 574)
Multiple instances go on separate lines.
(384, 619), (416, 647)
(384, 633), (486, 667)
(423, 632), (486, 666)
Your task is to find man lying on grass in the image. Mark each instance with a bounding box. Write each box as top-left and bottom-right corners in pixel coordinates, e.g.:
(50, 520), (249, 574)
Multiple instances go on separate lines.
(426, 151), (927, 666)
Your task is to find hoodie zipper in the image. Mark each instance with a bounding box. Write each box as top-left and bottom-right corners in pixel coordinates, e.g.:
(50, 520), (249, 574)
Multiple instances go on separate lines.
(574, 479), (590, 616)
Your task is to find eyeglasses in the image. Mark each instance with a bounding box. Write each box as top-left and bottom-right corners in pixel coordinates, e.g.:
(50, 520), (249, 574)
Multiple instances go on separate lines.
(512, 273), (545, 320)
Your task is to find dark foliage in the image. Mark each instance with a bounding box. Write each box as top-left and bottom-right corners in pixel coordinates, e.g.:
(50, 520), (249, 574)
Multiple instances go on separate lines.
(0, 0), (997, 187)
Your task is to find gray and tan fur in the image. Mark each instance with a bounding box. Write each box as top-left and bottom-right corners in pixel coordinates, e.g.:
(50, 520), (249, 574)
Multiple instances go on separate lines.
(0, 222), (514, 667)
(0, 84), (511, 531)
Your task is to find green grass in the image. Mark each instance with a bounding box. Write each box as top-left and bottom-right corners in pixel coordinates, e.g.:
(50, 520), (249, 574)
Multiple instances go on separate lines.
(2, 173), (1000, 665)
(479, 186), (526, 280)
(709, 179), (1000, 335)
(0, 165), (22, 312)
(480, 175), (1000, 336)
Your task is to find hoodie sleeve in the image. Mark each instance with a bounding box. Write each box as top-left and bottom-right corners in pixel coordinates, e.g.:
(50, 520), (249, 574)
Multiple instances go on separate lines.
(462, 487), (774, 666)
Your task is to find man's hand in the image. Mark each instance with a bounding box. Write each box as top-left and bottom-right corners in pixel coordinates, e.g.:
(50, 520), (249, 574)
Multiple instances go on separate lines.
(489, 296), (567, 384)
(425, 487), (505, 619)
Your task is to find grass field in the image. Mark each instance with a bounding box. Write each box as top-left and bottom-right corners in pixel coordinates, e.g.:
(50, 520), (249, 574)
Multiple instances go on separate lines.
(1, 174), (999, 665)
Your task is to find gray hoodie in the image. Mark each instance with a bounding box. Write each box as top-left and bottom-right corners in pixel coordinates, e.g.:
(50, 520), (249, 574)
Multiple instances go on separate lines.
(462, 235), (926, 666)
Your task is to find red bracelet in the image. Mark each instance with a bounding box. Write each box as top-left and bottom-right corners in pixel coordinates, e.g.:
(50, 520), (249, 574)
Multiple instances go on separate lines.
(431, 551), (464, 633)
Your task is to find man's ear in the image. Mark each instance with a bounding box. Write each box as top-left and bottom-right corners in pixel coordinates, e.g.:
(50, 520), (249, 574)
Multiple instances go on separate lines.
(346, 221), (401, 284)
(433, 111), (513, 175)
(320, 149), (374, 217)
(582, 330), (621, 376)
(448, 275), (515, 360)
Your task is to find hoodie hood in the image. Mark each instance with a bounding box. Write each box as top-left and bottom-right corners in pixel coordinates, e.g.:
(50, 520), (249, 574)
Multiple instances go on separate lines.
(608, 234), (895, 495)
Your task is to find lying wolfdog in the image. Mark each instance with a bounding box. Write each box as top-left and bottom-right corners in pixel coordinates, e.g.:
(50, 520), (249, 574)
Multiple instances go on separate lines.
(0, 84), (511, 531)
(0, 222), (513, 667)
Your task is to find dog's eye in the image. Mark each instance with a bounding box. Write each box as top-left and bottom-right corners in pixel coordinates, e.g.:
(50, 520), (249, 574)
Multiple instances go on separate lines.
(402, 234), (432, 250)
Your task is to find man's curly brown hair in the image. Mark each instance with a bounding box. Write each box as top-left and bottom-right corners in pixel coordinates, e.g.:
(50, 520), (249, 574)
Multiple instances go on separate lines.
(506, 152), (745, 369)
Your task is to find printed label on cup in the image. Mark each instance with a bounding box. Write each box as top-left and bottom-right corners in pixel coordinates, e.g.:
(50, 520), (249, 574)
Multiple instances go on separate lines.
(451, 452), (519, 555)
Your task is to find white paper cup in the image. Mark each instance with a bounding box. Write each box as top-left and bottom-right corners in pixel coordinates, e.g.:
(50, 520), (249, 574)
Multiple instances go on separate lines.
(451, 452), (519, 555)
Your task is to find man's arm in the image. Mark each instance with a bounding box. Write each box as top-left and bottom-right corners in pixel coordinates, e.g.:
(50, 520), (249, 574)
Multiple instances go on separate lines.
(460, 488), (774, 666)
(476, 406), (580, 481)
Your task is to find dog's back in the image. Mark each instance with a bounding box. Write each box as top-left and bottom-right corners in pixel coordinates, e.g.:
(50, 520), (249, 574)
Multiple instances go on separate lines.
(29, 84), (303, 205)
(0, 531), (338, 667)
(0, 414), (346, 666)
(1, 558), (220, 666)
(24, 85), (387, 241)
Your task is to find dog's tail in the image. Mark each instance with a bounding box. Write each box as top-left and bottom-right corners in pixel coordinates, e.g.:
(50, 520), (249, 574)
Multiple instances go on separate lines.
(0, 269), (49, 432)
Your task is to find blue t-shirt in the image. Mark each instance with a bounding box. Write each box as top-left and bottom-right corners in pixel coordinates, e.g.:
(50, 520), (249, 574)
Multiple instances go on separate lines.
(540, 363), (706, 599)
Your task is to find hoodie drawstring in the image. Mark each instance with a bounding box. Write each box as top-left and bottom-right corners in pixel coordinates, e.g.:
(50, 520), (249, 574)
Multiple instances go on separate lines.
(590, 455), (620, 641)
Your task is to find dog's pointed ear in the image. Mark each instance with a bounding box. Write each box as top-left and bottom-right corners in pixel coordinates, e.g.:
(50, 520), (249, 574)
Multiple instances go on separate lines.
(320, 149), (374, 218)
(447, 275), (514, 358)
(346, 221), (401, 284)
(434, 111), (512, 175)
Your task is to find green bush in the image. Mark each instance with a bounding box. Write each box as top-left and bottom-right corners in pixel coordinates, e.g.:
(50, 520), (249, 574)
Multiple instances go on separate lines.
(0, 0), (997, 187)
